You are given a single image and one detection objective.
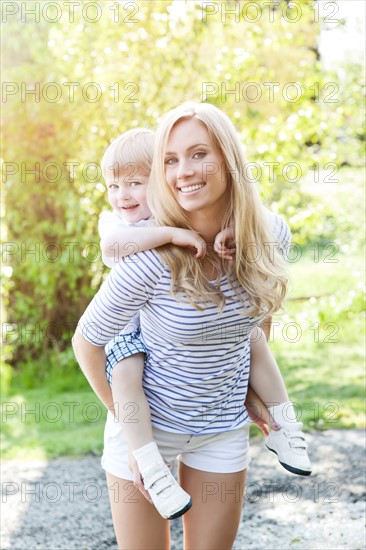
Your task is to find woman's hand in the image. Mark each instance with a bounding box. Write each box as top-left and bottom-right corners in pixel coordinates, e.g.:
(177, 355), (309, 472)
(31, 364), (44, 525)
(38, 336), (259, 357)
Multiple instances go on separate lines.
(245, 386), (281, 436)
(128, 448), (153, 503)
(170, 228), (207, 258)
(214, 227), (236, 261)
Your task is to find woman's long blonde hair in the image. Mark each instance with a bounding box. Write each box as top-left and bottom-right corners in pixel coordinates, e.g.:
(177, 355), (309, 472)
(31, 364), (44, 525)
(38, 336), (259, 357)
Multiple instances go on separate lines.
(147, 102), (288, 317)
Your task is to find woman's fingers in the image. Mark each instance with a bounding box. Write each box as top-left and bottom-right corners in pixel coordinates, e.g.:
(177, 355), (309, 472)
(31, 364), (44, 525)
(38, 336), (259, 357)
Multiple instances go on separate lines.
(128, 449), (153, 503)
(137, 478), (153, 503)
(133, 471), (152, 503)
(254, 418), (270, 436)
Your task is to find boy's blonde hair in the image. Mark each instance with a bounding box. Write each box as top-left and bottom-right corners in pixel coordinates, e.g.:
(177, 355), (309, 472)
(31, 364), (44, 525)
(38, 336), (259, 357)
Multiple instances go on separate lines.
(101, 128), (154, 181)
(147, 102), (288, 316)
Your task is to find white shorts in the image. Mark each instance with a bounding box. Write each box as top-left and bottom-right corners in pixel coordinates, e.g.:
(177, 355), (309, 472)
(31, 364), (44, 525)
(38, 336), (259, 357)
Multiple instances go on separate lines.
(101, 412), (251, 480)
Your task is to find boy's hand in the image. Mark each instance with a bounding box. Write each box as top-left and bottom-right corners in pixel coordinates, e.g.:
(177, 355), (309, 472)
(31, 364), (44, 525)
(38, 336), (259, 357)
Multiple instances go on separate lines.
(170, 228), (207, 258)
(214, 227), (236, 261)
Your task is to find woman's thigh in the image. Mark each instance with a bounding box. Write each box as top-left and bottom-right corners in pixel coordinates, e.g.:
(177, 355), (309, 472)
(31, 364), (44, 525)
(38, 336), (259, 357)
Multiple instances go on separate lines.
(179, 463), (247, 550)
(105, 472), (170, 550)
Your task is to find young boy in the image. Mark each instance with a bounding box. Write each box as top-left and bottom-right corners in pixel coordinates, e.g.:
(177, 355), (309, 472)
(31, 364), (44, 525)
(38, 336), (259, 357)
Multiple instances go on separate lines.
(98, 128), (311, 520)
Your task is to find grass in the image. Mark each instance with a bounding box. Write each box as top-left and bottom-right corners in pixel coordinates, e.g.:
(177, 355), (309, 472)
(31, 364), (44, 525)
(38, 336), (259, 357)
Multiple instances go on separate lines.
(1, 387), (106, 460)
(2, 167), (365, 460)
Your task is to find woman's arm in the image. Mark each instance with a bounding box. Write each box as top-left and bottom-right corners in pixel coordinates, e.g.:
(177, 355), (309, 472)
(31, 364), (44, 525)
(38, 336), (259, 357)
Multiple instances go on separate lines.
(72, 329), (114, 411)
(101, 226), (206, 265)
(245, 385), (277, 435)
(260, 316), (272, 341)
(72, 251), (162, 401)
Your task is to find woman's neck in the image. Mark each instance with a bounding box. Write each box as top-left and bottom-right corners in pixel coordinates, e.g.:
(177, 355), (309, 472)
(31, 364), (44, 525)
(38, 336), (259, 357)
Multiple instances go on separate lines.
(189, 211), (224, 247)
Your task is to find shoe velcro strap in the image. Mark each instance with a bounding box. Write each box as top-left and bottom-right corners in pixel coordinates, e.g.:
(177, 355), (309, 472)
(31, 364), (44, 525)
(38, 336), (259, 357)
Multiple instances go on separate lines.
(144, 470), (174, 493)
(288, 432), (308, 449)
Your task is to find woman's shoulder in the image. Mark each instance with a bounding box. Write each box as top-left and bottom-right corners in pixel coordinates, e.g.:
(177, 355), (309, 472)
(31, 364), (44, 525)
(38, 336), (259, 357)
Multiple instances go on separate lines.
(266, 209), (290, 232)
(105, 249), (167, 298)
(265, 209), (292, 252)
(114, 249), (167, 280)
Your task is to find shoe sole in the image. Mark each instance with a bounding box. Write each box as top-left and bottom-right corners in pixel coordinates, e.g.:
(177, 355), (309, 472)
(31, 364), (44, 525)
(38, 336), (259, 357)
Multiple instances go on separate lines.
(265, 445), (312, 476)
(167, 498), (193, 520)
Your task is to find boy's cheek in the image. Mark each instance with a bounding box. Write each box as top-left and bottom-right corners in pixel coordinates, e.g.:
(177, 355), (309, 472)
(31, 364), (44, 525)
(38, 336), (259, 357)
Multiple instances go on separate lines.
(107, 194), (117, 207)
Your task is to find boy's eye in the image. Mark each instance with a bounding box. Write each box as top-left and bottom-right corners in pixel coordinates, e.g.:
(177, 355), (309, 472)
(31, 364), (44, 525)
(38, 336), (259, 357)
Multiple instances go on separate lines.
(129, 181), (142, 187)
(108, 184), (119, 190)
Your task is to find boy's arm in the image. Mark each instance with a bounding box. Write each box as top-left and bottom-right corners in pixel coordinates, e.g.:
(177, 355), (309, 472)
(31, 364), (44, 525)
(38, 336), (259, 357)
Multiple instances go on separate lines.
(72, 329), (114, 412)
(101, 226), (206, 265)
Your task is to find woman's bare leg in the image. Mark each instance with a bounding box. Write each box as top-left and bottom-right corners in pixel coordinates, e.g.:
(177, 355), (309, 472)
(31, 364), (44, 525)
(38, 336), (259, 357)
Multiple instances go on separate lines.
(179, 463), (246, 550)
(106, 472), (170, 550)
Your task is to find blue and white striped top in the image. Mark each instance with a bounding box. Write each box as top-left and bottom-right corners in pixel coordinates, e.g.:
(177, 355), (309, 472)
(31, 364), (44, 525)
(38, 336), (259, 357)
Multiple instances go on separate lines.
(78, 213), (291, 435)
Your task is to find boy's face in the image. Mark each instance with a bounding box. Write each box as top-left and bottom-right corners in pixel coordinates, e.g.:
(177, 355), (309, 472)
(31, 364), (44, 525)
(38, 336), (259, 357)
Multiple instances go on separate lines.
(106, 167), (151, 224)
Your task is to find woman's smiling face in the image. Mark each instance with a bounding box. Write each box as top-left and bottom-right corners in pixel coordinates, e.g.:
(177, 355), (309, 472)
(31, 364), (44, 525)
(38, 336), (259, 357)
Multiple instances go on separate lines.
(164, 117), (229, 217)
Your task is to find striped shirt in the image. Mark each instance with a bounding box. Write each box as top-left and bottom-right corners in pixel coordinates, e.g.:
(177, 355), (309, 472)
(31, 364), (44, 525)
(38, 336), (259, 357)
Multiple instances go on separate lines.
(78, 213), (291, 435)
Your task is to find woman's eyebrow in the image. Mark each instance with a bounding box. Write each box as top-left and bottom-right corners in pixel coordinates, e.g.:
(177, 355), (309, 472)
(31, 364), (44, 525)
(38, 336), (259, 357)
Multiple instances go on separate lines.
(165, 143), (210, 155)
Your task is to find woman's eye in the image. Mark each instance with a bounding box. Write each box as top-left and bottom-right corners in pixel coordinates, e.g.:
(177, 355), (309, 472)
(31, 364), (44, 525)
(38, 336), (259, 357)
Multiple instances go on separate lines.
(165, 157), (177, 165)
(129, 181), (141, 187)
(193, 151), (206, 159)
(109, 184), (119, 190)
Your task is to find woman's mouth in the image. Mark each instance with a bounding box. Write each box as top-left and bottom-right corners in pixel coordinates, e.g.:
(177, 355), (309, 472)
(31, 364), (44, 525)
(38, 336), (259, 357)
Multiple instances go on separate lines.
(179, 183), (206, 194)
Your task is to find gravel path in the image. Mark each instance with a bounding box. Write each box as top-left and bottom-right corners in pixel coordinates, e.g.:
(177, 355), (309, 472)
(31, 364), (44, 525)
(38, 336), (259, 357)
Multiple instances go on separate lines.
(1, 429), (365, 550)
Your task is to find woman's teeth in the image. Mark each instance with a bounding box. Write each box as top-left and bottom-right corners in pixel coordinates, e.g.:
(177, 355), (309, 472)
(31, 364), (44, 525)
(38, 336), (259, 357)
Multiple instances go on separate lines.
(180, 183), (205, 193)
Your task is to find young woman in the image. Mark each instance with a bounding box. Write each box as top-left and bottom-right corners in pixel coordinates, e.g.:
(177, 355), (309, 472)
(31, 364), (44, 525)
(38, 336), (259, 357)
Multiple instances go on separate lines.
(73, 102), (307, 549)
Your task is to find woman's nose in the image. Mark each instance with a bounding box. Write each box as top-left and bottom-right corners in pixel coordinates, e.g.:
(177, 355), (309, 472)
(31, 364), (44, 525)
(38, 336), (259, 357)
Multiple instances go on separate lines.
(177, 159), (194, 180)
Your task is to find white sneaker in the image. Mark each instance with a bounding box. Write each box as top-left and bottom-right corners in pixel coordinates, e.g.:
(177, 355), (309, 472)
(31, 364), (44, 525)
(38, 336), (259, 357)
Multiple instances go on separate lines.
(142, 462), (192, 519)
(265, 422), (312, 476)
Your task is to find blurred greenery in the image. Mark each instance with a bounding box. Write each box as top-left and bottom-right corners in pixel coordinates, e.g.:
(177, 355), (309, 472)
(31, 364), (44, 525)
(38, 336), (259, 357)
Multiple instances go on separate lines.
(1, 389), (105, 460)
(1, 1), (365, 458)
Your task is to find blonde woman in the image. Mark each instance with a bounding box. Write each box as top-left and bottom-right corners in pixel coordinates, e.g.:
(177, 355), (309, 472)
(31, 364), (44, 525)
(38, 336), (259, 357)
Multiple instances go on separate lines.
(73, 102), (309, 549)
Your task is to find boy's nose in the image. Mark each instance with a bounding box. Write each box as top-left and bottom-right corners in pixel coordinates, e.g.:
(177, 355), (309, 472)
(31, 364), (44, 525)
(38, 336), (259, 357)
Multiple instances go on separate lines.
(117, 187), (130, 200)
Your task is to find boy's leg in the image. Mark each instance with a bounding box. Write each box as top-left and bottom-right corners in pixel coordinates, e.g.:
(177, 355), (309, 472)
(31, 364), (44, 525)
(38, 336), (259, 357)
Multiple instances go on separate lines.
(111, 354), (153, 450)
(249, 328), (294, 424)
(109, 354), (192, 519)
(249, 328), (311, 476)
